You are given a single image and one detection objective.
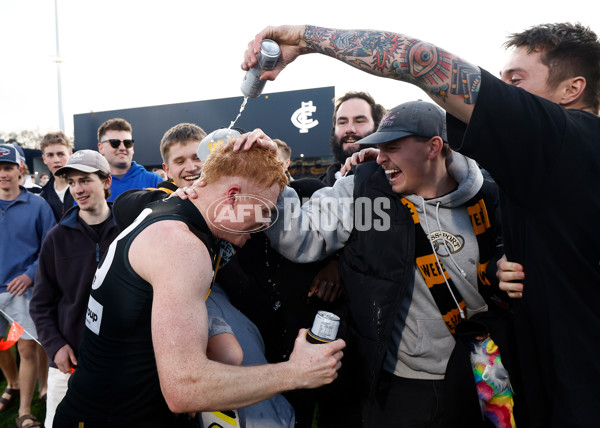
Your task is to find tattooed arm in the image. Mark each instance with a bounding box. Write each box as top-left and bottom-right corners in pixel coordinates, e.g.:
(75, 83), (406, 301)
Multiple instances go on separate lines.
(242, 25), (479, 123)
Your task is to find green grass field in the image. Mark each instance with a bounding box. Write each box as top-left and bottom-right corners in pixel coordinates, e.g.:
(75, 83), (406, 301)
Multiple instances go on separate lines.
(0, 377), (46, 428)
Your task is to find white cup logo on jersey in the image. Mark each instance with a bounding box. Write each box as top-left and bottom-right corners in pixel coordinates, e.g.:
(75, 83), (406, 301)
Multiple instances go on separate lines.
(206, 194), (279, 234)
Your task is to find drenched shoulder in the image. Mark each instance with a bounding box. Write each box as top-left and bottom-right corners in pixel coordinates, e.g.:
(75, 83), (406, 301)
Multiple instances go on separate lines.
(137, 220), (205, 250)
(113, 189), (167, 230)
(129, 220), (211, 284)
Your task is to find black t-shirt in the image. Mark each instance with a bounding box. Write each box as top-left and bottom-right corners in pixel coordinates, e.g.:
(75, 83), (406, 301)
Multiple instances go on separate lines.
(86, 215), (112, 235)
(54, 197), (216, 428)
(448, 68), (600, 426)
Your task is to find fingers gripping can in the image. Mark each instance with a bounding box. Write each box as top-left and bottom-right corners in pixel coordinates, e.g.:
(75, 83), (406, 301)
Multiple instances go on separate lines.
(307, 311), (340, 344)
(240, 39), (281, 98)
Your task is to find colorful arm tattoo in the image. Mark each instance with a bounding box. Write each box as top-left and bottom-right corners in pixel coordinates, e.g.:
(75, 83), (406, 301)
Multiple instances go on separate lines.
(304, 26), (480, 104)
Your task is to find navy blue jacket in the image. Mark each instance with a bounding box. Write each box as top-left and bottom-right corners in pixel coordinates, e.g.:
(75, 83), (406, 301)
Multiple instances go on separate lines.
(40, 175), (75, 222)
(30, 205), (119, 367)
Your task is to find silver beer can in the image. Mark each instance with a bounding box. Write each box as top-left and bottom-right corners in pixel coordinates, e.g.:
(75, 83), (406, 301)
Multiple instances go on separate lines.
(240, 39), (281, 98)
(307, 311), (340, 344)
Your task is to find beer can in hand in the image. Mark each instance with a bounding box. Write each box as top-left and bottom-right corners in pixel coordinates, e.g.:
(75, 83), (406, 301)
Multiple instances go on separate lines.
(240, 39), (281, 98)
(306, 311), (340, 344)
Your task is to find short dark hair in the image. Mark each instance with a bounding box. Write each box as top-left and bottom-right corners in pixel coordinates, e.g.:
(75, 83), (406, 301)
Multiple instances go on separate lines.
(66, 170), (112, 199)
(331, 91), (387, 134)
(97, 118), (133, 142)
(412, 135), (452, 157)
(504, 22), (600, 114)
(97, 171), (112, 200)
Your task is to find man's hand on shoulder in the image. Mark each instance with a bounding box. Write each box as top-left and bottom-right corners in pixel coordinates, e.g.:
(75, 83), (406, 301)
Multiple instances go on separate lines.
(171, 183), (203, 201)
(340, 148), (380, 176)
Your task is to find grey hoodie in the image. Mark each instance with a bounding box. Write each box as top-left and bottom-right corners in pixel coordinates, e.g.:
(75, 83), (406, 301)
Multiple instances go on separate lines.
(266, 152), (488, 378)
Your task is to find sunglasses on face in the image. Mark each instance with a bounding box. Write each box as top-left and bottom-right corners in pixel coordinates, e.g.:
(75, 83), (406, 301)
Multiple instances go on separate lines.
(101, 139), (134, 149)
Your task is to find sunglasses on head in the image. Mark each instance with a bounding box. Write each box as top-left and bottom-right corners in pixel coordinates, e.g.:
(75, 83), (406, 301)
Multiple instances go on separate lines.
(102, 139), (134, 148)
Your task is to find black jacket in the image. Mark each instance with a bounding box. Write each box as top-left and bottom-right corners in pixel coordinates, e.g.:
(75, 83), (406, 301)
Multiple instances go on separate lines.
(319, 162), (357, 187)
(40, 175), (76, 222)
(319, 162), (341, 186)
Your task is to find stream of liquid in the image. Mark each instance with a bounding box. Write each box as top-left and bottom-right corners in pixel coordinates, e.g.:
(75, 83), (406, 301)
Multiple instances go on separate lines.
(228, 96), (248, 129)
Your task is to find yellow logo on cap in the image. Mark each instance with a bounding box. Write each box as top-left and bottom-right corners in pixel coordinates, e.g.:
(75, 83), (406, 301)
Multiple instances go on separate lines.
(208, 140), (225, 152)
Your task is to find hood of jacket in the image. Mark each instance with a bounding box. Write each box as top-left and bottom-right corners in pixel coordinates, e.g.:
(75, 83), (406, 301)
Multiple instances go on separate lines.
(405, 152), (483, 210)
(114, 161), (147, 181)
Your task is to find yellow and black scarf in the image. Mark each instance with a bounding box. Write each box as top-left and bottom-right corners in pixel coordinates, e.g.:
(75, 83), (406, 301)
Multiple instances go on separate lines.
(401, 194), (497, 335)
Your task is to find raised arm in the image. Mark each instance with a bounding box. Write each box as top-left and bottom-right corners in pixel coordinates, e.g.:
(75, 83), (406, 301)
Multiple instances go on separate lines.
(242, 25), (479, 123)
(265, 178), (356, 263)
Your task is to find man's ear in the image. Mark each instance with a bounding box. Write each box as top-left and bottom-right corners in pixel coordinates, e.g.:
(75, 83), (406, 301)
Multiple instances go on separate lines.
(97, 142), (104, 154)
(560, 76), (586, 106)
(162, 162), (172, 180)
(224, 184), (242, 206)
(427, 136), (444, 159)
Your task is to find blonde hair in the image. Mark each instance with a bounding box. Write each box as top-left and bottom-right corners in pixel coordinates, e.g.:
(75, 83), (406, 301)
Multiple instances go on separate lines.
(201, 141), (288, 192)
(272, 138), (292, 161)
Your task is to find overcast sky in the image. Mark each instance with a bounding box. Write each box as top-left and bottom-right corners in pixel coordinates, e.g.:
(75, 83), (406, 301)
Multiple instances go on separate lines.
(1, 0), (597, 139)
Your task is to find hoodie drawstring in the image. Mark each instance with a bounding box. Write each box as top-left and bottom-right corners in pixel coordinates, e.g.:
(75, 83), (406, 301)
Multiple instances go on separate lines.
(419, 198), (466, 320)
(434, 203), (468, 279)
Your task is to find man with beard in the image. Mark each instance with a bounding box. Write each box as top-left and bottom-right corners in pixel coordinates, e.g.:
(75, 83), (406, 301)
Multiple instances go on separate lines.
(320, 92), (386, 186)
(225, 101), (508, 427)
(304, 91), (384, 427)
(241, 21), (600, 427)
